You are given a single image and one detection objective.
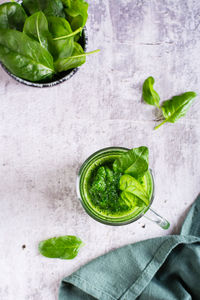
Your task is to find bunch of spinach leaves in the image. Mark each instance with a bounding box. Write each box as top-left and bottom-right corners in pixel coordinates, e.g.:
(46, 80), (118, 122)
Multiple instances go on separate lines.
(0, 0), (99, 82)
(142, 77), (197, 129)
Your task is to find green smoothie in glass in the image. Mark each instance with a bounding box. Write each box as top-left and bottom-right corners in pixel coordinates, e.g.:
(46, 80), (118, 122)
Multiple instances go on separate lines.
(77, 147), (169, 229)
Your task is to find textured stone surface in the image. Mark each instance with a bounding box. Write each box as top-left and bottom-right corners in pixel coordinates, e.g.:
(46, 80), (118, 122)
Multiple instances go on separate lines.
(0, 0), (200, 299)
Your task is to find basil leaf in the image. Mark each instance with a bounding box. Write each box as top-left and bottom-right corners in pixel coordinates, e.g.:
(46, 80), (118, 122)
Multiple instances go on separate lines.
(63, 0), (88, 31)
(0, 3), (27, 31)
(48, 16), (74, 60)
(0, 29), (54, 82)
(119, 174), (149, 205)
(142, 76), (160, 108)
(23, 12), (50, 50)
(22, 0), (65, 18)
(38, 235), (84, 259)
(155, 92), (197, 129)
(113, 146), (149, 178)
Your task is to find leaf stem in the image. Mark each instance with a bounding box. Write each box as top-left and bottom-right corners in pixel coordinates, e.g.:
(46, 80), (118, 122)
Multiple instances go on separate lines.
(69, 49), (100, 59)
(53, 27), (83, 41)
(154, 119), (167, 130)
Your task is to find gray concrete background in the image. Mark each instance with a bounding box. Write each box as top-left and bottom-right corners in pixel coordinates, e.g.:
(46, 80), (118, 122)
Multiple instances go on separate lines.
(0, 0), (200, 299)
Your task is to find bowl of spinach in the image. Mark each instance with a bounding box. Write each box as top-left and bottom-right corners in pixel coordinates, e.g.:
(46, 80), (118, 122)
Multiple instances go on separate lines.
(0, 0), (99, 88)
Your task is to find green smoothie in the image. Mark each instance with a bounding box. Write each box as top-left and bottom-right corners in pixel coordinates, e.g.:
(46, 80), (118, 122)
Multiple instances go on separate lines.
(81, 150), (153, 219)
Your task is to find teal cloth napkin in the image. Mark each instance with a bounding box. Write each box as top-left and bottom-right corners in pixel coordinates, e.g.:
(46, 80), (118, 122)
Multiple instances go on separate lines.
(59, 195), (200, 300)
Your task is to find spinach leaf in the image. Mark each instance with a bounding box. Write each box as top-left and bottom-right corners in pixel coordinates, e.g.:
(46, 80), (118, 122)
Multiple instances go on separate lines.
(155, 92), (197, 129)
(38, 235), (84, 259)
(23, 12), (50, 50)
(0, 29), (54, 82)
(113, 146), (149, 178)
(48, 16), (74, 60)
(119, 174), (149, 205)
(22, 0), (65, 18)
(142, 76), (160, 108)
(0, 3), (27, 31)
(54, 43), (99, 72)
(63, 0), (88, 31)
(120, 191), (146, 211)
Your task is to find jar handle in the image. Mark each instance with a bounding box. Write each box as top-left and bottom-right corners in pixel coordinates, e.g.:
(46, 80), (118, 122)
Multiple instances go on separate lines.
(144, 208), (170, 230)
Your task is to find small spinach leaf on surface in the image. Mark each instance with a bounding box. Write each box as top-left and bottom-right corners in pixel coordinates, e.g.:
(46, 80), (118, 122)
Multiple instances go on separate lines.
(0, 3), (27, 31)
(38, 235), (84, 259)
(22, 0), (65, 18)
(48, 16), (74, 60)
(119, 174), (149, 206)
(0, 29), (54, 82)
(113, 146), (149, 178)
(142, 76), (160, 108)
(23, 12), (50, 50)
(63, 0), (88, 31)
(155, 92), (197, 129)
(54, 43), (99, 72)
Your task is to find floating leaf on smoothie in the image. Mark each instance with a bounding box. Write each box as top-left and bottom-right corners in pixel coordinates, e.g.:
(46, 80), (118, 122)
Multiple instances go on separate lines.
(120, 191), (145, 208)
(113, 146), (149, 178)
(119, 174), (149, 205)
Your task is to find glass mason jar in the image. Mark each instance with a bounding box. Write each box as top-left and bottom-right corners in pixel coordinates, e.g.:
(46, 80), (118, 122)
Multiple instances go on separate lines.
(76, 147), (170, 229)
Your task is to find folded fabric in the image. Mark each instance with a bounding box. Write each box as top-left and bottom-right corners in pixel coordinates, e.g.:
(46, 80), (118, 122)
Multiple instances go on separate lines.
(59, 195), (200, 300)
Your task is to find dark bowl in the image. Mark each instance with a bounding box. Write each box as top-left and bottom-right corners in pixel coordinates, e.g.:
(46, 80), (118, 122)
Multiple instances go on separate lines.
(0, 28), (88, 88)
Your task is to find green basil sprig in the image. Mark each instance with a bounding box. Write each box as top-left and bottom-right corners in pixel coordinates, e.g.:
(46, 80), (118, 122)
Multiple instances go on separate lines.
(38, 235), (84, 259)
(142, 76), (160, 108)
(114, 147), (150, 206)
(142, 77), (197, 129)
